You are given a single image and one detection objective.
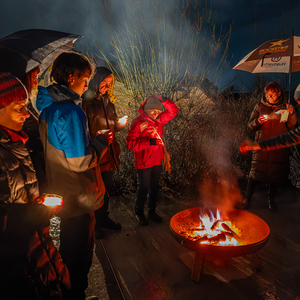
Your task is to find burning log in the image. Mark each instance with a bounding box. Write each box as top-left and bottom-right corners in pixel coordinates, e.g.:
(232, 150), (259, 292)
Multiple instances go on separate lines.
(207, 233), (226, 244)
(190, 236), (208, 242)
(210, 220), (220, 231)
(221, 223), (241, 241)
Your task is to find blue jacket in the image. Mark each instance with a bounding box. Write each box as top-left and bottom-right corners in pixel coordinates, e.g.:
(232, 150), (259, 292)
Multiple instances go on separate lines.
(37, 84), (108, 218)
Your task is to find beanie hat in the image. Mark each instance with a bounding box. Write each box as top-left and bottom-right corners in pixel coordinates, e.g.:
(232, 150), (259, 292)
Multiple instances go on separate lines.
(294, 84), (300, 99)
(0, 72), (28, 109)
(143, 96), (162, 111)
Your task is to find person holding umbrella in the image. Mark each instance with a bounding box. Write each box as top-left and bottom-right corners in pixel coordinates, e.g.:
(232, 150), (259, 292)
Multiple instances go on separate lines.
(36, 52), (111, 300)
(82, 67), (128, 239)
(0, 72), (70, 300)
(241, 82), (297, 211)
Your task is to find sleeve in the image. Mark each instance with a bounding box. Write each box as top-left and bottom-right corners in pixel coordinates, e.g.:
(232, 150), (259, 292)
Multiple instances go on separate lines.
(55, 108), (90, 158)
(287, 111), (297, 130)
(157, 97), (179, 125)
(126, 119), (156, 152)
(259, 126), (300, 150)
(49, 106), (106, 172)
(248, 105), (262, 131)
(6, 203), (51, 230)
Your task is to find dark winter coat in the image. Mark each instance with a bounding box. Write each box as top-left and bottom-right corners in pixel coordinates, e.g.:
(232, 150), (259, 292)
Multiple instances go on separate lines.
(0, 126), (70, 300)
(36, 84), (108, 218)
(82, 93), (123, 172)
(126, 96), (178, 169)
(248, 93), (297, 183)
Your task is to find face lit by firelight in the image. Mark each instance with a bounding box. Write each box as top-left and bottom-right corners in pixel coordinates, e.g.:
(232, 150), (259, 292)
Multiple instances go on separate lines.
(68, 70), (91, 96)
(0, 98), (30, 131)
(265, 88), (281, 104)
(99, 74), (113, 95)
(145, 109), (162, 121)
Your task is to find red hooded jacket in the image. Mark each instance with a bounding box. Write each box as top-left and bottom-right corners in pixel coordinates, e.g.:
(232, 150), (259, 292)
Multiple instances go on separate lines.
(126, 95), (178, 169)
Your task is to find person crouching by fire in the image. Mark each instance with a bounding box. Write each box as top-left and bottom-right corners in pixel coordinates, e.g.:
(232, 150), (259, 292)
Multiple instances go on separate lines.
(126, 95), (178, 225)
(0, 72), (71, 300)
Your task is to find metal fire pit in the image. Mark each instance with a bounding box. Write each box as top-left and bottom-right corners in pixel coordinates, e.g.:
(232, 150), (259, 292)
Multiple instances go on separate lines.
(170, 207), (270, 282)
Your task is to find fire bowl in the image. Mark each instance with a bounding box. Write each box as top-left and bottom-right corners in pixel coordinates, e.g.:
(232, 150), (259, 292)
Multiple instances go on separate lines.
(170, 206), (270, 258)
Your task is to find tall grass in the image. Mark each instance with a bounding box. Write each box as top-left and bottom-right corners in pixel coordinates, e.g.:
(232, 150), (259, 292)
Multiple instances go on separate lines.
(86, 0), (262, 194)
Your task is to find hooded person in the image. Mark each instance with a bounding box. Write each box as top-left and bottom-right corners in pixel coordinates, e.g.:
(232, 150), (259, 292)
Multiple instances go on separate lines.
(126, 95), (178, 225)
(82, 67), (128, 239)
(0, 72), (71, 300)
(241, 82), (297, 212)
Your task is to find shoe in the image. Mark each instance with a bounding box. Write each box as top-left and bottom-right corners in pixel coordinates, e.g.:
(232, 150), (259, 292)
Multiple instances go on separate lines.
(136, 213), (149, 226)
(99, 217), (121, 230)
(268, 200), (277, 212)
(148, 211), (162, 223)
(241, 199), (250, 210)
(95, 228), (105, 239)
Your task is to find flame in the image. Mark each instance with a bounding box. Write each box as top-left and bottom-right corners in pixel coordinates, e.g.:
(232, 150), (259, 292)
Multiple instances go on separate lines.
(190, 209), (241, 246)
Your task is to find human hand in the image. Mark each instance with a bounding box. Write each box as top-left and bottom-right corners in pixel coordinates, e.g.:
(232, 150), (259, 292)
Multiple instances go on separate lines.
(286, 104), (295, 115)
(117, 115), (128, 127)
(40, 194), (64, 217)
(98, 129), (113, 144)
(258, 114), (268, 123)
(239, 139), (261, 154)
(156, 137), (163, 146)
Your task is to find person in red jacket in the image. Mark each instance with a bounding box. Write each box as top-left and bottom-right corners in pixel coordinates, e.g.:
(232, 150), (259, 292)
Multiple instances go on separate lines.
(126, 95), (178, 225)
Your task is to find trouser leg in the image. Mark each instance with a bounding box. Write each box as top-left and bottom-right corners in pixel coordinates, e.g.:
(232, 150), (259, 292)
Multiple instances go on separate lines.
(148, 165), (162, 213)
(135, 168), (152, 213)
(94, 171), (114, 223)
(268, 183), (278, 211)
(59, 212), (95, 300)
(244, 179), (257, 203)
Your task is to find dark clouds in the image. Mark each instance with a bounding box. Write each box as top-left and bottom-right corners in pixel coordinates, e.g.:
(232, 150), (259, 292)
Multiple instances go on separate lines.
(1, 0), (300, 91)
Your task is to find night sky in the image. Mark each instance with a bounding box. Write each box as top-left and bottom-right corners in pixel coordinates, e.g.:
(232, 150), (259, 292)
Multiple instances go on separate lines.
(1, 0), (300, 92)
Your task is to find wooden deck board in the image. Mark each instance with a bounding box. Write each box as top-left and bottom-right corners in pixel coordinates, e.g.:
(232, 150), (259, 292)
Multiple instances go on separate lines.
(94, 184), (300, 300)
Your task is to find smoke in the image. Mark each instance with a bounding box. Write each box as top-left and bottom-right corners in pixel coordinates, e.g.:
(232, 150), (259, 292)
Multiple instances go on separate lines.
(196, 105), (244, 209)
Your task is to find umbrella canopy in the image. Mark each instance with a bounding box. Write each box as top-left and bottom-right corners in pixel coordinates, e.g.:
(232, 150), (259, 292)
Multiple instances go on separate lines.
(233, 36), (300, 73)
(0, 29), (82, 78)
(233, 36), (300, 102)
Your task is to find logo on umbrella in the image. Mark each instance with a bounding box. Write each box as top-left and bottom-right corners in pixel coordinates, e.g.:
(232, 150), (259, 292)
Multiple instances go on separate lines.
(271, 57), (282, 62)
(269, 39), (289, 47)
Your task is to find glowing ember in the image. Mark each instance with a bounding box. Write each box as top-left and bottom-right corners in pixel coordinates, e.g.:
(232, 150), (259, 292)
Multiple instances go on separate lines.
(42, 194), (63, 207)
(118, 115), (128, 126)
(179, 209), (241, 246)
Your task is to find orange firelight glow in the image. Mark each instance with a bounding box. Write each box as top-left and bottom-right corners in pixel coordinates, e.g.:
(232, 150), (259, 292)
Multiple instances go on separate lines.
(187, 209), (241, 246)
(42, 194), (63, 207)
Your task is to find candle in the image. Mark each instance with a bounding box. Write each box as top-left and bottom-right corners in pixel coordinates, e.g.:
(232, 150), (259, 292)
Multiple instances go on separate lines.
(42, 194), (63, 207)
(118, 115), (128, 126)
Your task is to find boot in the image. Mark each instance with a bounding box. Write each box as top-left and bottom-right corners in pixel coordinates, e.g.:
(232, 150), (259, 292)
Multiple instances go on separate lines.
(98, 216), (121, 230)
(135, 209), (149, 226)
(268, 199), (277, 212)
(148, 210), (162, 223)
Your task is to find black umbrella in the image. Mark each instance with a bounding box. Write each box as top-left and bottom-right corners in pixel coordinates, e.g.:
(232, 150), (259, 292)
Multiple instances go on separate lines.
(0, 29), (82, 78)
